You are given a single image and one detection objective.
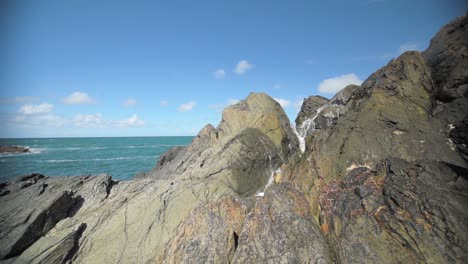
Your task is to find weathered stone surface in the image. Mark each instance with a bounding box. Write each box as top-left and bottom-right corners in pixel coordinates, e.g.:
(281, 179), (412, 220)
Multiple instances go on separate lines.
(295, 95), (329, 130)
(316, 159), (468, 263)
(145, 93), (298, 189)
(0, 174), (113, 260)
(156, 196), (248, 263)
(309, 50), (466, 179)
(233, 183), (331, 263)
(295, 84), (361, 153)
(423, 14), (468, 102)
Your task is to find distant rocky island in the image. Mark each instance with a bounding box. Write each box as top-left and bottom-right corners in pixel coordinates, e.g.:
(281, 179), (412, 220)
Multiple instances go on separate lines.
(0, 15), (467, 263)
(0, 146), (29, 154)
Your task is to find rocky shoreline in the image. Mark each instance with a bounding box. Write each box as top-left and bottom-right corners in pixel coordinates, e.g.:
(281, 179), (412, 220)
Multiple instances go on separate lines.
(0, 146), (29, 154)
(0, 15), (467, 263)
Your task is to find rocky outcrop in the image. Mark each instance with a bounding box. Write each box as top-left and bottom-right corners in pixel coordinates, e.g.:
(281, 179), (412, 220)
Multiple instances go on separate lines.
(144, 93), (299, 195)
(0, 146), (29, 154)
(0, 93), (300, 263)
(295, 95), (329, 130)
(0, 14), (467, 264)
(0, 173), (114, 261)
(315, 159), (467, 263)
(284, 13), (468, 263)
(423, 14), (468, 102)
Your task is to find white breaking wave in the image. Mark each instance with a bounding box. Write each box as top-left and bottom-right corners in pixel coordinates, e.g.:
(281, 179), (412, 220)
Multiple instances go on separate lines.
(63, 147), (82, 150)
(29, 148), (45, 154)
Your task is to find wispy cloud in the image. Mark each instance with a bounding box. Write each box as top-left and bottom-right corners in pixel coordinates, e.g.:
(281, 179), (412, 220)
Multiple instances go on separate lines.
(114, 114), (144, 127)
(160, 100), (169, 107)
(304, 59), (315, 65)
(73, 113), (106, 128)
(318, 73), (363, 94)
(178, 101), (196, 112)
(208, 98), (239, 112)
(123, 98), (137, 107)
(6, 105), (66, 128)
(213, 69), (226, 79)
(273, 98), (291, 108)
(73, 113), (144, 128)
(19, 103), (53, 115)
(234, 60), (253, 75)
(62, 92), (95, 105)
(0, 96), (39, 105)
(273, 84), (281, 89)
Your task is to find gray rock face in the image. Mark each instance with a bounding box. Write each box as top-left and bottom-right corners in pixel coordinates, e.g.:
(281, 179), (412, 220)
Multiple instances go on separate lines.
(316, 159), (468, 263)
(233, 183), (331, 264)
(296, 85), (361, 133)
(0, 174), (115, 261)
(423, 14), (468, 102)
(144, 92), (299, 185)
(295, 95), (329, 130)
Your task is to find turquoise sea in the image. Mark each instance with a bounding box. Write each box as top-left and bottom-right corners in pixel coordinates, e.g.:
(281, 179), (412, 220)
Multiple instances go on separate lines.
(0, 137), (193, 182)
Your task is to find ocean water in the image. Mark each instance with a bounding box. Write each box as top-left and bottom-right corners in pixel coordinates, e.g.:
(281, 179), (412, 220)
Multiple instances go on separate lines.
(0, 137), (193, 182)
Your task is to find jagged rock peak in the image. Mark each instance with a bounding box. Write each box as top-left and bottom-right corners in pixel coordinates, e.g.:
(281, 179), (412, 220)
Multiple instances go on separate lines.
(295, 95), (329, 129)
(423, 14), (468, 102)
(217, 92), (299, 157)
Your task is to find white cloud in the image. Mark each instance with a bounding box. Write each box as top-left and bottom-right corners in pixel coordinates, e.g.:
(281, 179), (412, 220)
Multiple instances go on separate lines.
(160, 100), (169, 106)
(6, 112), (67, 128)
(397, 42), (420, 54)
(19, 103), (53, 115)
(73, 113), (106, 128)
(123, 98), (137, 107)
(73, 113), (144, 128)
(318, 73), (363, 94)
(208, 99), (239, 112)
(178, 101), (196, 112)
(61, 92), (95, 104)
(273, 98), (291, 108)
(234, 60), (253, 75)
(114, 114), (144, 127)
(213, 69), (225, 79)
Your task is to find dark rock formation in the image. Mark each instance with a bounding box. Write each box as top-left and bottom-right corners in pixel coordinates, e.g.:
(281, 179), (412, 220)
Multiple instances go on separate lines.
(0, 14), (467, 264)
(295, 95), (329, 130)
(0, 146), (29, 154)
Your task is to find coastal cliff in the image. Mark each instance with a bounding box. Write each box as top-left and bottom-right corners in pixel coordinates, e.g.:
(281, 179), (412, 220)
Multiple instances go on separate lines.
(0, 15), (467, 263)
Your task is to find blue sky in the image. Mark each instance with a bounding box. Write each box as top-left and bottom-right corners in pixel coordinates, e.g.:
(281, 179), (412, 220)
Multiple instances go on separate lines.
(0, 0), (465, 138)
